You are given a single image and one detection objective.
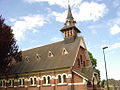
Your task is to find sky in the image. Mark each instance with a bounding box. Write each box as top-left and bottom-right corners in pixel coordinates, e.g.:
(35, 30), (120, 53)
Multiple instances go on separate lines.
(0, 0), (120, 80)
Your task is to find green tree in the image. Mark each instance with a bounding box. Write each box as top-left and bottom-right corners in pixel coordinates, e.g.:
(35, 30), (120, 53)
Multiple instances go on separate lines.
(88, 51), (97, 68)
(88, 51), (100, 75)
(0, 16), (21, 75)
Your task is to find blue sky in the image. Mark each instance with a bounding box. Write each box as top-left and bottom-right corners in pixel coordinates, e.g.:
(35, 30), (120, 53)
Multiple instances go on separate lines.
(0, 0), (120, 80)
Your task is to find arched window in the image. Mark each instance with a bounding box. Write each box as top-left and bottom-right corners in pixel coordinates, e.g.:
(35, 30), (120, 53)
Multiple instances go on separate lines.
(23, 79), (25, 85)
(78, 59), (80, 68)
(3, 80), (5, 86)
(34, 78), (36, 85)
(58, 75), (62, 83)
(80, 55), (83, 64)
(47, 76), (50, 84)
(30, 78), (33, 85)
(63, 75), (67, 83)
(43, 77), (46, 84)
(19, 78), (25, 86)
(19, 79), (22, 85)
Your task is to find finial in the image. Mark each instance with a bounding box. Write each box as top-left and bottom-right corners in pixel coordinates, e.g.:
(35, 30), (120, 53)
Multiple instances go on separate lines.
(68, 0), (70, 5)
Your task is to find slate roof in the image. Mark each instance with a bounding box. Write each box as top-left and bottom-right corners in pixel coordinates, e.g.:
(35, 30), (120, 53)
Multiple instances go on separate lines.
(10, 37), (82, 74)
(73, 67), (94, 81)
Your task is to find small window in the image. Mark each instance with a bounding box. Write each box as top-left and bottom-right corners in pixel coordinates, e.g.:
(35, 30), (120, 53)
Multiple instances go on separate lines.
(63, 75), (66, 83)
(78, 59), (80, 68)
(30, 78), (33, 85)
(58, 75), (62, 83)
(25, 56), (30, 62)
(12, 80), (14, 86)
(23, 79), (25, 85)
(3, 80), (5, 86)
(36, 54), (41, 60)
(47, 76), (50, 84)
(19, 79), (25, 86)
(34, 78), (36, 85)
(80, 55), (83, 64)
(48, 51), (53, 57)
(62, 48), (68, 55)
(83, 61), (85, 67)
(19, 79), (22, 85)
(43, 77), (46, 84)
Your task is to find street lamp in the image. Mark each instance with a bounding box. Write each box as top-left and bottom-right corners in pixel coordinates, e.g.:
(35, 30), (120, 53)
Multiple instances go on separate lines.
(102, 46), (109, 90)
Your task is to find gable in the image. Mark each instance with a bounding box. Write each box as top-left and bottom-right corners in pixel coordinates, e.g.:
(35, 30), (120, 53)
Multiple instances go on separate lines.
(80, 37), (86, 49)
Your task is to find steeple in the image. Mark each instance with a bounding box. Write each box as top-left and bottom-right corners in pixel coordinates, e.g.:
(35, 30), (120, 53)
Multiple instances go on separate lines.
(60, 4), (81, 44)
(65, 5), (76, 26)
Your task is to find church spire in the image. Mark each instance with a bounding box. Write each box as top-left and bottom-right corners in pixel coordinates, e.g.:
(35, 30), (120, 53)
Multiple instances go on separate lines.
(65, 5), (76, 26)
(60, 3), (81, 44)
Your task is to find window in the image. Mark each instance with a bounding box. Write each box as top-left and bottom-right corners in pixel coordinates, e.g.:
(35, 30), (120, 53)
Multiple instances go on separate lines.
(23, 79), (25, 85)
(36, 54), (41, 60)
(63, 75), (66, 83)
(48, 51), (53, 57)
(47, 76), (50, 84)
(43, 77), (46, 84)
(30, 78), (33, 85)
(3, 80), (5, 87)
(25, 56), (30, 62)
(80, 55), (83, 64)
(34, 78), (36, 85)
(62, 48), (68, 55)
(9, 79), (14, 86)
(30, 77), (36, 85)
(83, 61), (85, 67)
(78, 59), (80, 68)
(19, 78), (25, 86)
(19, 79), (22, 85)
(58, 75), (62, 83)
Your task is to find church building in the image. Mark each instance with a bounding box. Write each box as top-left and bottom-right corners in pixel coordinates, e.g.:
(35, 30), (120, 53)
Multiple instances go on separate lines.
(0, 5), (100, 90)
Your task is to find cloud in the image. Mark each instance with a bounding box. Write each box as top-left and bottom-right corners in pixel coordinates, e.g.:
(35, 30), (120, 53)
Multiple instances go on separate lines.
(50, 36), (63, 42)
(109, 42), (120, 50)
(108, 17), (120, 26)
(11, 15), (47, 41)
(110, 24), (120, 35)
(24, 0), (82, 8)
(52, 2), (107, 22)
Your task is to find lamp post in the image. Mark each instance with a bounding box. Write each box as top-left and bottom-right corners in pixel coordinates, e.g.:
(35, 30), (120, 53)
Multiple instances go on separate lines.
(102, 46), (109, 90)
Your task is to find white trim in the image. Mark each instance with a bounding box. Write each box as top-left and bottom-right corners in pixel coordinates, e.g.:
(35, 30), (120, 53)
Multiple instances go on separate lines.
(51, 84), (55, 86)
(37, 85), (41, 87)
(57, 83), (67, 85)
(25, 85), (28, 88)
(68, 82), (85, 85)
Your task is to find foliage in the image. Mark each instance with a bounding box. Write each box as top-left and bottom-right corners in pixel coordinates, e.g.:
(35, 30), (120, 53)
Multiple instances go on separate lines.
(101, 79), (105, 88)
(88, 51), (97, 68)
(88, 51), (100, 76)
(0, 16), (21, 75)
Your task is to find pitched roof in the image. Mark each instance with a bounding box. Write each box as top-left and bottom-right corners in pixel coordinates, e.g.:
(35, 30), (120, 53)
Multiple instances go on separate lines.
(72, 67), (94, 81)
(10, 37), (82, 74)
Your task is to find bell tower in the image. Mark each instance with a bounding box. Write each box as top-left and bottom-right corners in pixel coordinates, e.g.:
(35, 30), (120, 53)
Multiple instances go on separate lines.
(60, 5), (81, 43)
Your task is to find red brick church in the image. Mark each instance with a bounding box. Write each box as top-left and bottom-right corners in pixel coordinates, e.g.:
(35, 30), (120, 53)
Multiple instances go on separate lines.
(0, 5), (100, 90)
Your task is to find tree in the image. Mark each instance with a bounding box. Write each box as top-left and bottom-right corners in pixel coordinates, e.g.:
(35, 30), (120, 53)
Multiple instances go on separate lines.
(0, 16), (20, 75)
(88, 51), (97, 68)
(88, 51), (100, 75)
